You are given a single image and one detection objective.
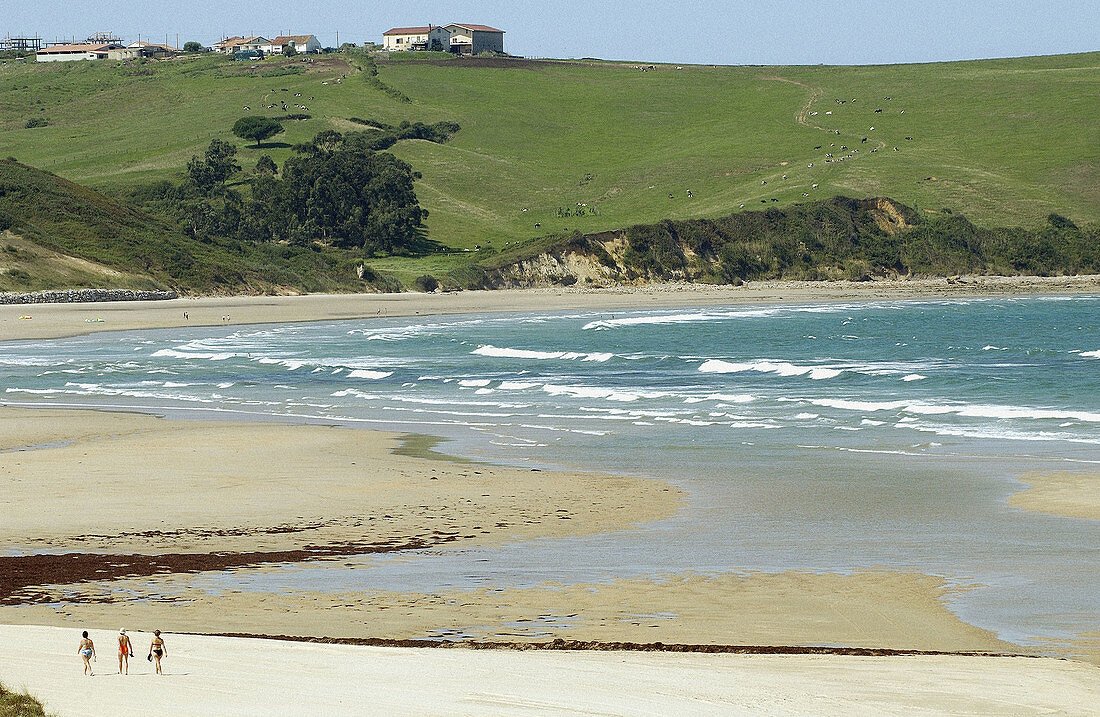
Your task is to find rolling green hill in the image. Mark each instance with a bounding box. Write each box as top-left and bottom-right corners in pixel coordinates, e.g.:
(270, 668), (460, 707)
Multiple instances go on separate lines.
(0, 50), (1097, 288)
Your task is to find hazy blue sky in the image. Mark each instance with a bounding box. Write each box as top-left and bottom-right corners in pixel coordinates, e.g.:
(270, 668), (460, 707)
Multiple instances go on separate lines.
(5, 1), (1097, 65)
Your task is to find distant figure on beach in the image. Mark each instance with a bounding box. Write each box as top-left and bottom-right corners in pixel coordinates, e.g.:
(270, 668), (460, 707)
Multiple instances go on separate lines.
(118, 628), (133, 674)
(183, 312), (189, 321)
(78, 631), (96, 675)
(148, 630), (167, 674)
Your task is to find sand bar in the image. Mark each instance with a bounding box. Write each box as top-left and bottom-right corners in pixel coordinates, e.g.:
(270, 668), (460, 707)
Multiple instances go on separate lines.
(0, 407), (680, 598)
(1008, 472), (1100, 520)
(3, 275), (1098, 342)
(2, 625), (1097, 717)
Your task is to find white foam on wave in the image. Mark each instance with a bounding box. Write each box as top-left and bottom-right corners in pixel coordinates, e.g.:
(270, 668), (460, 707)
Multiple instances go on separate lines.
(347, 369), (394, 380)
(698, 359), (843, 380)
(498, 381), (539, 390)
(804, 397), (1100, 424)
(542, 384), (666, 403)
(901, 374), (927, 382)
(471, 345), (613, 362)
(683, 393), (756, 404)
(982, 345), (1009, 351)
(1080, 350), (1100, 359)
(151, 348), (246, 361)
(460, 379), (491, 387)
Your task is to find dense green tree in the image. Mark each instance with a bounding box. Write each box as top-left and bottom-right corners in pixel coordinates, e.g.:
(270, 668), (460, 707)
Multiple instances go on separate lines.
(183, 41), (203, 53)
(283, 45), (297, 57)
(186, 139), (240, 195)
(254, 154), (278, 175)
(232, 116), (284, 148)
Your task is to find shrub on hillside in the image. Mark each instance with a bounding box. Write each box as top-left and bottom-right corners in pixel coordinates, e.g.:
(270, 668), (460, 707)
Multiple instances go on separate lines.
(24, 117), (48, 129)
(414, 274), (440, 292)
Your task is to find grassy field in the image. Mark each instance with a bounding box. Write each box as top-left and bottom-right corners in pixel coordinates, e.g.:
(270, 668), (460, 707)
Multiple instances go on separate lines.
(0, 51), (1096, 284)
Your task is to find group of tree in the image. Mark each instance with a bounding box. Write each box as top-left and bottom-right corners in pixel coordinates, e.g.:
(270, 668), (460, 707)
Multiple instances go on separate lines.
(140, 126), (458, 256)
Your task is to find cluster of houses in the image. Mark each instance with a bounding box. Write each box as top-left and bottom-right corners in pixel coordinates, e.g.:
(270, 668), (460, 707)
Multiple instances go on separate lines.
(26, 23), (505, 63)
(212, 34), (322, 57)
(382, 24), (504, 55)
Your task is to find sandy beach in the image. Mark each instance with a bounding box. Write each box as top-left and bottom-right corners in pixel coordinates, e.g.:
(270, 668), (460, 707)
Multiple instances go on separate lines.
(2, 275), (1098, 342)
(3, 625), (1097, 717)
(1009, 471), (1100, 520)
(0, 408), (1013, 654)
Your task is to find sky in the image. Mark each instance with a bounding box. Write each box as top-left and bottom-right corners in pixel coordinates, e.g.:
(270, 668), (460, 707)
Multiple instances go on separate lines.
(4, 0), (1098, 65)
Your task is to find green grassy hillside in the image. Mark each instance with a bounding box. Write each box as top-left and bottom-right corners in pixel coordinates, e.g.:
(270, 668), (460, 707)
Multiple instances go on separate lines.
(0, 51), (1096, 286)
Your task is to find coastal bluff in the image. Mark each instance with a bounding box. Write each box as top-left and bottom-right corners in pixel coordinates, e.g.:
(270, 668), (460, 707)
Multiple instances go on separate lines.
(0, 288), (177, 304)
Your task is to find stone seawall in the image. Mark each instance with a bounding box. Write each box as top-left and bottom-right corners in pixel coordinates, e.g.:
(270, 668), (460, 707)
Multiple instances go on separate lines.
(0, 289), (178, 305)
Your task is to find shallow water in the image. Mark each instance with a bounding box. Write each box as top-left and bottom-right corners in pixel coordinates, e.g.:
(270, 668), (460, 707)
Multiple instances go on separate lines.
(2, 295), (1098, 649)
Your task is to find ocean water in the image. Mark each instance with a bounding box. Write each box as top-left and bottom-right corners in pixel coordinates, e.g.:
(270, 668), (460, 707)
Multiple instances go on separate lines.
(2, 295), (1098, 650)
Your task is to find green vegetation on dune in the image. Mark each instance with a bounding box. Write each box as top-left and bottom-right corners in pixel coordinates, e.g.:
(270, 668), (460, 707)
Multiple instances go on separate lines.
(0, 681), (50, 717)
(444, 197), (1098, 290)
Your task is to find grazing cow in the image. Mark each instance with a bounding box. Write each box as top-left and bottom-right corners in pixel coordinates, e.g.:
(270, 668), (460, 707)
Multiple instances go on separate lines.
(874, 108), (882, 113)
(808, 163), (813, 168)
(834, 129), (840, 134)
(869, 126), (874, 131)
(781, 175), (787, 180)
(905, 136), (913, 140)
(802, 193), (809, 197)
(840, 145), (847, 151)
(669, 193), (675, 199)
(761, 180), (767, 185)
(534, 223), (541, 228)
(771, 198), (778, 202)
(686, 190), (693, 198)
(893, 146), (899, 151)
(243, 106), (250, 110)
(861, 137), (867, 143)
(814, 145), (821, 150)
(812, 183), (818, 189)
(295, 93), (301, 97)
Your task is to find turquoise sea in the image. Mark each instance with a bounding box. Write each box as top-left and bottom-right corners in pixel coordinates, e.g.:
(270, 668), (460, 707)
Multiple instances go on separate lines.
(2, 295), (1098, 651)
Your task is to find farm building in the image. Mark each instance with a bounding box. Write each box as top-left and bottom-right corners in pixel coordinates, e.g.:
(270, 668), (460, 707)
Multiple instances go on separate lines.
(382, 27), (434, 51)
(35, 42), (120, 62)
(265, 35), (321, 54)
(383, 23), (504, 54)
(442, 24), (505, 55)
(127, 41), (178, 58)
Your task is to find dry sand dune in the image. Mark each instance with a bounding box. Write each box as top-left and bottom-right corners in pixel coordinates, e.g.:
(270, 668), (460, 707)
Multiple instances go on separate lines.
(2, 625), (1098, 717)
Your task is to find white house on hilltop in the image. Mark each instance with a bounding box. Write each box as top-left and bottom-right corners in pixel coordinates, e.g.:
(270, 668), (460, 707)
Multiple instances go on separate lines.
(264, 35), (321, 55)
(382, 23), (504, 54)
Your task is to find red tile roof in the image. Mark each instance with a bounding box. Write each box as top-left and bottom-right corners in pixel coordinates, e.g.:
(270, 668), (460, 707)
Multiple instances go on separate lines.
(383, 27), (432, 36)
(451, 24), (505, 33)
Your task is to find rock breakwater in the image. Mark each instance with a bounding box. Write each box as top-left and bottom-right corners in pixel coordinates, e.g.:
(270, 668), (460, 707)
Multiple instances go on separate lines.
(0, 289), (177, 305)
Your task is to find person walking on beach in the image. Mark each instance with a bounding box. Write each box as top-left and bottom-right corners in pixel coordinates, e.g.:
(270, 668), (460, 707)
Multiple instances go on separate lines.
(117, 629), (134, 674)
(148, 630), (167, 674)
(77, 631), (96, 676)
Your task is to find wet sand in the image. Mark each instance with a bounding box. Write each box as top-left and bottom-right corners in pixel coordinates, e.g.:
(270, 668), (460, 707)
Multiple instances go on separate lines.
(3, 275), (1098, 342)
(0, 407), (680, 599)
(1009, 472), (1100, 520)
(0, 570), (1014, 654)
(4, 625), (1098, 717)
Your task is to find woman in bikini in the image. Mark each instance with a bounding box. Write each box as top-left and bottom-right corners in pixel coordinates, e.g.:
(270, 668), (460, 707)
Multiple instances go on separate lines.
(148, 630), (167, 674)
(77, 630), (96, 676)
(117, 628), (134, 674)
